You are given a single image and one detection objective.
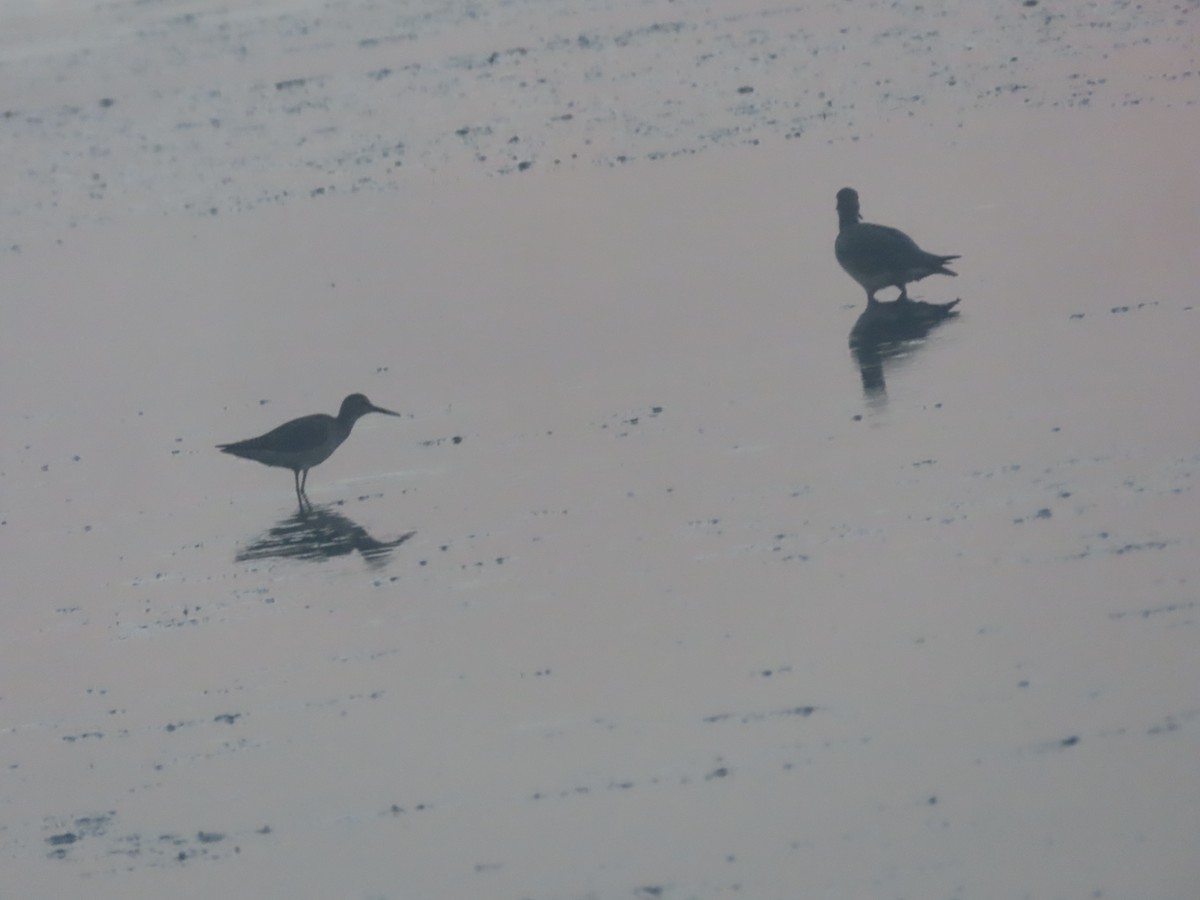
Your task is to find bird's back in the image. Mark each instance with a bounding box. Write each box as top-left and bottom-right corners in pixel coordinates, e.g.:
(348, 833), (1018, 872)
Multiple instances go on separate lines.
(218, 413), (341, 468)
(836, 222), (927, 276)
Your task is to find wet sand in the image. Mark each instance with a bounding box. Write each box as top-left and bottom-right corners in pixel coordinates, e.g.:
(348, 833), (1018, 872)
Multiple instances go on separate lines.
(2, 1), (1199, 898)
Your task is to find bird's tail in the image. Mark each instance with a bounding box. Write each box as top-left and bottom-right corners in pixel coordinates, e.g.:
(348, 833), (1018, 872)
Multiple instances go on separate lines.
(935, 254), (960, 276)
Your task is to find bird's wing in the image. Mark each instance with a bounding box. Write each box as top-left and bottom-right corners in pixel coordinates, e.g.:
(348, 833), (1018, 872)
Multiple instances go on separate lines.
(838, 224), (925, 275)
(222, 414), (331, 453)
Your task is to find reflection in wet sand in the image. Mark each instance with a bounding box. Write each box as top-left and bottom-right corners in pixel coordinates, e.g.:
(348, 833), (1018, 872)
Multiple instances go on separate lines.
(234, 505), (415, 567)
(849, 298), (960, 397)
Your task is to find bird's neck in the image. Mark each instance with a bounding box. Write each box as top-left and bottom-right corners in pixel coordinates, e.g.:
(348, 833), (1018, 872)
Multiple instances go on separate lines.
(837, 210), (861, 232)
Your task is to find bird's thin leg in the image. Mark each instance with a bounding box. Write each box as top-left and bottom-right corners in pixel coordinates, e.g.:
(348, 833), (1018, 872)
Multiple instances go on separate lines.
(897, 284), (911, 302)
(294, 469), (307, 512)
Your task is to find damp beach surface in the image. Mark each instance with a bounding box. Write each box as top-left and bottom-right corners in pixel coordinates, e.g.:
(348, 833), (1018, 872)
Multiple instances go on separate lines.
(2, 1), (1198, 897)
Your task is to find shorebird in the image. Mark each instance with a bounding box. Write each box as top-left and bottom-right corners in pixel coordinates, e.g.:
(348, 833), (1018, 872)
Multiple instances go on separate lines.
(218, 393), (399, 509)
(835, 187), (960, 304)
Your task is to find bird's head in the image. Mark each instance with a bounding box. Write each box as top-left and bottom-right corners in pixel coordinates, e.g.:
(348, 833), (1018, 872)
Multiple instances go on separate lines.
(836, 187), (862, 221)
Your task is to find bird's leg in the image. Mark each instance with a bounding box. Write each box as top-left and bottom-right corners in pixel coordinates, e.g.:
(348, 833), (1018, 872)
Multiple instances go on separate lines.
(294, 469), (308, 512)
(896, 285), (911, 302)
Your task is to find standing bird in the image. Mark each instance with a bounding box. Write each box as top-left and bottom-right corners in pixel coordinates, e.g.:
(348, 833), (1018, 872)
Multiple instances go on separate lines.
(835, 187), (960, 304)
(218, 393), (400, 510)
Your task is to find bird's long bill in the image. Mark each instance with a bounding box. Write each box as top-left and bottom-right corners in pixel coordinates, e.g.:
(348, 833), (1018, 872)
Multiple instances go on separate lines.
(369, 403), (401, 417)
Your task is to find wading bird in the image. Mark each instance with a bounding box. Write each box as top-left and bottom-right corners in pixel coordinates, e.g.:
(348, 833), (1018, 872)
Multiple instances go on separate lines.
(218, 393), (399, 509)
(835, 187), (960, 304)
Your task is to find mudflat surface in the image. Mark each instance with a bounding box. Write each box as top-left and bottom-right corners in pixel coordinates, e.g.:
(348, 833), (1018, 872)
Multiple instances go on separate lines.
(2, 2), (1198, 898)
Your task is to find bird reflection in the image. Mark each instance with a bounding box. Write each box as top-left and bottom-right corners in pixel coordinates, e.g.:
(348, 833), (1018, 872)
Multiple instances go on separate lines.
(849, 297), (960, 397)
(234, 505), (415, 567)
